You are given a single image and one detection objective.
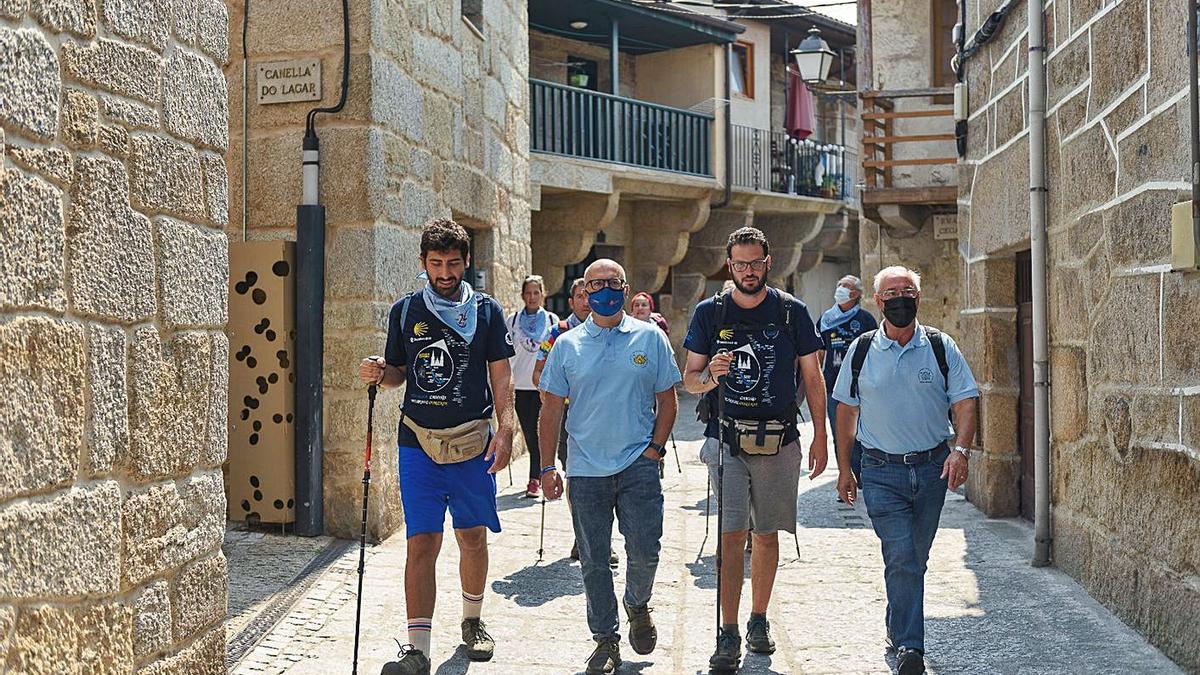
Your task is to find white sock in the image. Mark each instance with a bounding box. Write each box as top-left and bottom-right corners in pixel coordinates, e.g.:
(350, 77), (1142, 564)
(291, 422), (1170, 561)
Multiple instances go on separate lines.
(462, 590), (484, 620)
(407, 617), (432, 655)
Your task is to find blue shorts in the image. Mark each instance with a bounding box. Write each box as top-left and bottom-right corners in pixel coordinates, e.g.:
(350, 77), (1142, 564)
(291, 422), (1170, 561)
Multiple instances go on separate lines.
(399, 446), (501, 538)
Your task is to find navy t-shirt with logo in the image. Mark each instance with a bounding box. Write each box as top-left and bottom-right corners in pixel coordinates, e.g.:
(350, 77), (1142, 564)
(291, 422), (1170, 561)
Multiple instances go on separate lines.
(820, 306), (878, 390)
(684, 288), (822, 443)
(383, 292), (515, 447)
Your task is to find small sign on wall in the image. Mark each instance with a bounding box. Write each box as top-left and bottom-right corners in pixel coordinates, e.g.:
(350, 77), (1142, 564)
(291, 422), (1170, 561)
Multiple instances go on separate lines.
(933, 214), (959, 240)
(256, 59), (322, 105)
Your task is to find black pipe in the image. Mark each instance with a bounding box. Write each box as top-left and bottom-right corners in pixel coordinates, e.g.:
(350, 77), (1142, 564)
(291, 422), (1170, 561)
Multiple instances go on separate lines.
(1189, 0), (1199, 250)
(712, 42), (734, 209)
(295, 205), (326, 536)
(955, 0), (968, 157)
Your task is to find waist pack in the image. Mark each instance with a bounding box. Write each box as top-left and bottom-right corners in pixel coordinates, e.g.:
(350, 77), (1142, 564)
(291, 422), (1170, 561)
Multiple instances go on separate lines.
(725, 418), (788, 456)
(403, 416), (490, 464)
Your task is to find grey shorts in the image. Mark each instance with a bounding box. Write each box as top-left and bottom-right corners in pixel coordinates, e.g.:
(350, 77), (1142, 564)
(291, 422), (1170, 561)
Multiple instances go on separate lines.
(701, 436), (803, 535)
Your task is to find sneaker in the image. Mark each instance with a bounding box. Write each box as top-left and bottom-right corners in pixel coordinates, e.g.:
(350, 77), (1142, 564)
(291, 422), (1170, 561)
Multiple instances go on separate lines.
(380, 643), (430, 675)
(585, 637), (622, 675)
(897, 647), (926, 675)
(708, 628), (741, 673)
(525, 480), (540, 498)
(623, 600), (657, 655)
(745, 614), (775, 654)
(460, 618), (494, 662)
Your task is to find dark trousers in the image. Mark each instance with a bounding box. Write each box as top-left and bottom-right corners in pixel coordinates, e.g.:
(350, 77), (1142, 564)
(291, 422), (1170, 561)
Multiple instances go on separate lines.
(515, 389), (542, 482)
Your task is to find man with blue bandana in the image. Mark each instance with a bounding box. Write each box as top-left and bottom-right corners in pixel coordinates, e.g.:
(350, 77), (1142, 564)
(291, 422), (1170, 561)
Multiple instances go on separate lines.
(538, 259), (681, 675)
(817, 274), (877, 487)
(359, 219), (515, 675)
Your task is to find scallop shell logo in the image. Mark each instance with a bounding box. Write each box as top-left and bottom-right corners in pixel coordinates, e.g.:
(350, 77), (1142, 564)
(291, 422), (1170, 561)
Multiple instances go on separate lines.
(718, 328), (734, 340)
(413, 321), (429, 337)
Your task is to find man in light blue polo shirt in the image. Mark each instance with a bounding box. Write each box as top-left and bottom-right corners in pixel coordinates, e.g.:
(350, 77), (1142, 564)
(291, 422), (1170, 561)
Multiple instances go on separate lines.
(832, 265), (978, 675)
(538, 258), (681, 675)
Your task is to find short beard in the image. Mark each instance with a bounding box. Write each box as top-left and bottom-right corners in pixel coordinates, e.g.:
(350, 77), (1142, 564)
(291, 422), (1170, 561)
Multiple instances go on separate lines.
(733, 271), (768, 295)
(431, 277), (463, 299)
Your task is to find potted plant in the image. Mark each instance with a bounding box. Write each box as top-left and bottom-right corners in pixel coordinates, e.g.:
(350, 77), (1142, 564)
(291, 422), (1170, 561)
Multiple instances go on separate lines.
(569, 72), (589, 88)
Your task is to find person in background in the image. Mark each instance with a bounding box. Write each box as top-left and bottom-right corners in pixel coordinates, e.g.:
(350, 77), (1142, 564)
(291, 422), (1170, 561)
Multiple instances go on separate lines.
(630, 292), (670, 335)
(817, 274), (877, 491)
(507, 275), (559, 498)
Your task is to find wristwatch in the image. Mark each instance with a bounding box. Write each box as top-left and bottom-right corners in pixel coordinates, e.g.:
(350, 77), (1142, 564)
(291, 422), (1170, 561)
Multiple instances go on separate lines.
(952, 445), (972, 459)
(648, 442), (666, 458)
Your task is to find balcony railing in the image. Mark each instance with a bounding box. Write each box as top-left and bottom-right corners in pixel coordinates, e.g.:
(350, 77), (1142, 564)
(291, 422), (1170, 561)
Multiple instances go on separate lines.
(860, 88), (957, 190)
(731, 124), (853, 200)
(529, 78), (713, 176)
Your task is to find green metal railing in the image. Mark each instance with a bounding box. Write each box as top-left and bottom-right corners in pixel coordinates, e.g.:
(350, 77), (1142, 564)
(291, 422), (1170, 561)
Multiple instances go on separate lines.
(529, 78), (713, 176)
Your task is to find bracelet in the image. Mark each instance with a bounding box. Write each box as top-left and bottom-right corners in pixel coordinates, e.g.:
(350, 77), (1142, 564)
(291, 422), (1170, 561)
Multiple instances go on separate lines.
(540, 465), (558, 475)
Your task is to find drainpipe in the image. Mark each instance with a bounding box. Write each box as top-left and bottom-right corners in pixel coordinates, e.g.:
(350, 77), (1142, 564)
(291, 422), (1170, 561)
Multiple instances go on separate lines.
(712, 42), (733, 209)
(294, 0), (350, 537)
(1027, 0), (1052, 567)
(1189, 1), (1199, 251)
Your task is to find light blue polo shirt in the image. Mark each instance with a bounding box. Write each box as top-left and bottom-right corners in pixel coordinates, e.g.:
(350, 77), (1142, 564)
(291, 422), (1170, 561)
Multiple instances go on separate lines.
(832, 322), (978, 454)
(539, 313), (682, 478)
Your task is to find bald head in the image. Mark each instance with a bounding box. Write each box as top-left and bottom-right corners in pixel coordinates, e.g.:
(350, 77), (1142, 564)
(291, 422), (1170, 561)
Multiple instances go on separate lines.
(584, 258), (626, 283)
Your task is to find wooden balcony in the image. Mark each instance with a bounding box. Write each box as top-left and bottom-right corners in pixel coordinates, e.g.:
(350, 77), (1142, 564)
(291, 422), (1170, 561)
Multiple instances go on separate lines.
(860, 87), (958, 215)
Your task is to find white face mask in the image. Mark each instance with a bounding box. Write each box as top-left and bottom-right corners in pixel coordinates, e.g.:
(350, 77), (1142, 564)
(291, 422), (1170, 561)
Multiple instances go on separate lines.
(834, 286), (853, 304)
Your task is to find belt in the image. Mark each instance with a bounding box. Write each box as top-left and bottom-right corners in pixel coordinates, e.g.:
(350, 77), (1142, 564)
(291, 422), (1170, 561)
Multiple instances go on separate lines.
(862, 443), (947, 466)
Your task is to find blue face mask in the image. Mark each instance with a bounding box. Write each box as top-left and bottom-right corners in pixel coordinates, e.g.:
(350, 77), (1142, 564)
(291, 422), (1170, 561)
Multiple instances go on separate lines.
(587, 287), (626, 317)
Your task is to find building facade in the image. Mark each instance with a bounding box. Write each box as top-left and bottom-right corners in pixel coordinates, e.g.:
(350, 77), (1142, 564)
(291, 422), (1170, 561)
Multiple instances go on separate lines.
(859, 0), (1200, 669)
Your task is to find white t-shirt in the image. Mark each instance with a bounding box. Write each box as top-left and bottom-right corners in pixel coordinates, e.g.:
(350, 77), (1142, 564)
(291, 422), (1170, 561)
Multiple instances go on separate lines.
(508, 308), (559, 390)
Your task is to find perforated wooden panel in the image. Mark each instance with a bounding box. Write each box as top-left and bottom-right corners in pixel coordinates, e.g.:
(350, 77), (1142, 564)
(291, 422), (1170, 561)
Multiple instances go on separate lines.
(227, 241), (296, 524)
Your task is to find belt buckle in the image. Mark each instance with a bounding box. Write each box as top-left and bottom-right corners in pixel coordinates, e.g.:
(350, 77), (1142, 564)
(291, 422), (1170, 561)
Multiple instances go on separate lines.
(902, 452), (922, 465)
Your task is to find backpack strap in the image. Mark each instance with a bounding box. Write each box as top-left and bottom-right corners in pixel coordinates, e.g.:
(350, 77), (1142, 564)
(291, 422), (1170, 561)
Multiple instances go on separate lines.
(558, 319), (570, 332)
(849, 329), (877, 399)
(398, 292), (416, 335)
(925, 327), (950, 391)
(714, 290), (729, 346)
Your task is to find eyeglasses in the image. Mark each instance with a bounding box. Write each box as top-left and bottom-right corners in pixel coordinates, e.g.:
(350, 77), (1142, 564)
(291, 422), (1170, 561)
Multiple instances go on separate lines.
(879, 287), (920, 300)
(584, 278), (626, 292)
(729, 259), (768, 273)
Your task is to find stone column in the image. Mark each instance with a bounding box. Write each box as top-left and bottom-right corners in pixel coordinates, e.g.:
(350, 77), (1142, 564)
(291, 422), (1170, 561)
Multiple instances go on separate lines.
(1, 0), (230, 670)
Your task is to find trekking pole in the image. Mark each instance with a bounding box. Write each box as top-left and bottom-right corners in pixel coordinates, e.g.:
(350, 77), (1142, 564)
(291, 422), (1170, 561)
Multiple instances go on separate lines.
(351, 384), (378, 675)
(537, 497), (546, 562)
(507, 460), (513, 487)
(714, 371), (727, 653)
(696, 474), (711, 563)
(671, 433), (682, 473)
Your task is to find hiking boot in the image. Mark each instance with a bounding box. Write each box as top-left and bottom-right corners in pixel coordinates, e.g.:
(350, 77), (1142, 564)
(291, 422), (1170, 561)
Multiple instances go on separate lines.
(380, 644), (430, 675)
(623, 600), (657, 655)
(460, 618), (494, 662)
(585, 637), (622, 675)
(525, 480), (540, 498)
(897, 647), (926, 675)
(745, 613), (776, 654)
(708, 627), (741, 673)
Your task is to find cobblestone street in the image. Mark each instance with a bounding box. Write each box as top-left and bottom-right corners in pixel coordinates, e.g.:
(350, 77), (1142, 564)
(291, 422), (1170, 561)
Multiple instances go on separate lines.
(225, 400), (1181, 674)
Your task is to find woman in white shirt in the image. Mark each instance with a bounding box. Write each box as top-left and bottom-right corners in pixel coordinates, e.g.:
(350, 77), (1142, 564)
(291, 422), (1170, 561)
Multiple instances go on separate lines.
(508, 275), (559, 498)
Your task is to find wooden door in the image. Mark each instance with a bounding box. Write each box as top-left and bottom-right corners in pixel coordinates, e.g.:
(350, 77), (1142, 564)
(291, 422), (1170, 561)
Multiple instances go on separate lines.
(1016, 251), (1035, 520)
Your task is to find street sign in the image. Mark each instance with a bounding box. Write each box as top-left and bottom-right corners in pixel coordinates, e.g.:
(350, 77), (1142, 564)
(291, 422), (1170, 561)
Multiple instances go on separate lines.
(256, 59), (322, 105)
(933, 214), (959, 240)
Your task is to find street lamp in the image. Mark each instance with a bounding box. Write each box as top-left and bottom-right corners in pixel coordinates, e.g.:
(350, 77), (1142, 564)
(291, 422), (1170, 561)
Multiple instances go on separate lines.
(791, 27), (836, 85)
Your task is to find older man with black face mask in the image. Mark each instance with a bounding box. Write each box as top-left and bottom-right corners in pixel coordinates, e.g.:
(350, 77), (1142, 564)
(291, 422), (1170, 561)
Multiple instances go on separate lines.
(831, 265), (979, 675)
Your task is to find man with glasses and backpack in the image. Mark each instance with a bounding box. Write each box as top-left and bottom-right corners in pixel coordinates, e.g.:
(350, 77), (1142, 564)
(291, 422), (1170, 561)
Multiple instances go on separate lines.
(682, 226), (828, 673)
(832, 265), (978, 675)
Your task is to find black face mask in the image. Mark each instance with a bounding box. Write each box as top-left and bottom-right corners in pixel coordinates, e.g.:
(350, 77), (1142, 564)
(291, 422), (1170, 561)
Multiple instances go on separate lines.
(883, 296), (918, 328)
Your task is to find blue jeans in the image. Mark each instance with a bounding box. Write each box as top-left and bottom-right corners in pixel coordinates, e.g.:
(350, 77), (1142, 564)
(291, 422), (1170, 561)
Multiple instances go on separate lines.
(828, 395), (863, 483)
(860, 444), (950, 652)
(568, 454), (664, 640)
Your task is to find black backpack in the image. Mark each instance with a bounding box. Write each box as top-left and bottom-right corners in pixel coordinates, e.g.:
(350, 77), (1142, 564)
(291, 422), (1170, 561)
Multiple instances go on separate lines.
(848, 327), (950, 400)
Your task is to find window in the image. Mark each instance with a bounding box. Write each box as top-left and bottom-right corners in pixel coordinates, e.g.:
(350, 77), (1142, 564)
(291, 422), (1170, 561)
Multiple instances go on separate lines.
(462, 0), (484, 36)
(931, 0), (957, 91)
(731, 42), (754, 98)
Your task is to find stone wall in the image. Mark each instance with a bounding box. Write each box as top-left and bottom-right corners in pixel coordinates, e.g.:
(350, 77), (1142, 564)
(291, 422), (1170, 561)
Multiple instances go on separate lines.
(225, 0), (531, 539)
(958, 0), (1200, 668)
(1, 0), (230, 671)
